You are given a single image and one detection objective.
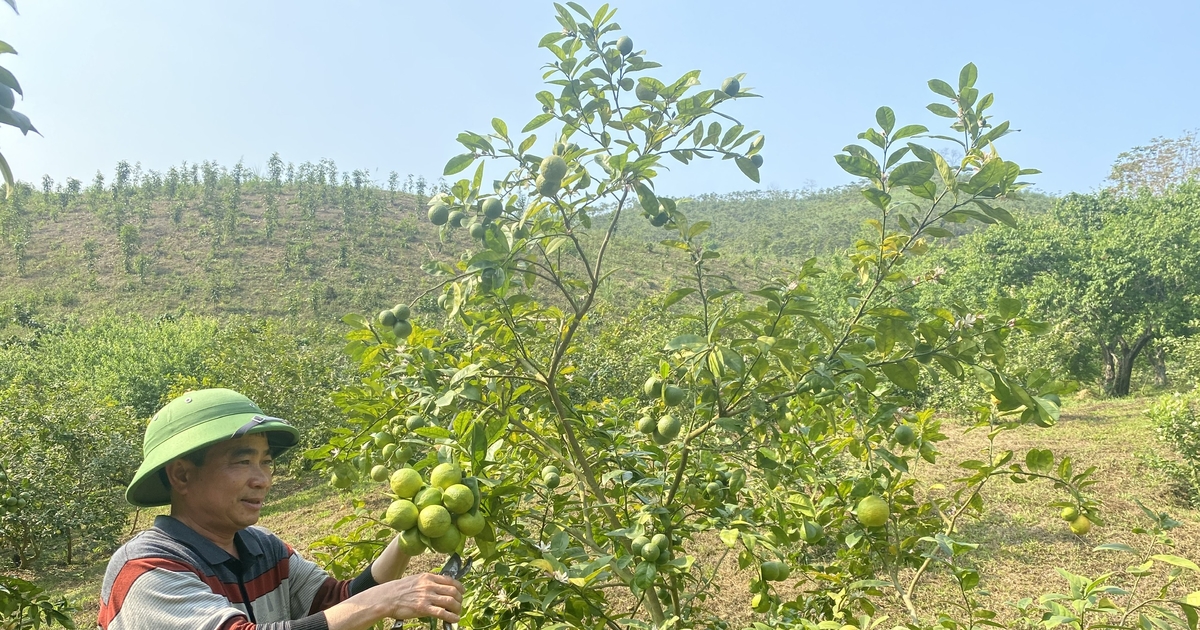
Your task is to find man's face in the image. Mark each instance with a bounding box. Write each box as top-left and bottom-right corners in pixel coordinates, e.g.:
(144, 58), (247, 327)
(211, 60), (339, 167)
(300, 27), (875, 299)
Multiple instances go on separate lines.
(176, 434), (274, 534)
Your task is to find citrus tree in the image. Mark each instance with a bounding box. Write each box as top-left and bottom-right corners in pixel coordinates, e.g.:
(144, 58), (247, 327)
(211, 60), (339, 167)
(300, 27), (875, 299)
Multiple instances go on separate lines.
(308, 4), (1189, 628)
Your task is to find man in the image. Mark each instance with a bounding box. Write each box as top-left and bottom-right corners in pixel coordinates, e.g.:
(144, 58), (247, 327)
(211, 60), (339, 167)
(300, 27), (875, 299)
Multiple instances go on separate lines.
(98, 388), (464, 630)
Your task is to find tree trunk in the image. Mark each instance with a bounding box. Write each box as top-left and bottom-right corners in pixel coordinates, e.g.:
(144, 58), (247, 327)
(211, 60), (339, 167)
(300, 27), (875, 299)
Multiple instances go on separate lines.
(1101, 343), (1117, 394)
(1151, 345), (1168, 388)
(1103, 328), (1156, 397)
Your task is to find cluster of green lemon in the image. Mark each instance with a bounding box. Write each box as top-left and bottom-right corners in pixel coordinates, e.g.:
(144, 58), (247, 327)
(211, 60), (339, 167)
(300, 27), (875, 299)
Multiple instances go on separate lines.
(540, 465), (562, 490)
(383, 462), (486, 556)
(377, 303), (414, 340)
(638, 376), (686, 444)
(630, 532), (674, 565)
(329, 426), (419, 490)
(0, 467), (29, 513)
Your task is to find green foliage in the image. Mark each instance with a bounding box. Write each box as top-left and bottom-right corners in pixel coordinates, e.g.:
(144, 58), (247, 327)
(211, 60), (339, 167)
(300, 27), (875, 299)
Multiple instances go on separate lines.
(311, 6), (1095, 627)
(1012, 504), (1200, 630)
(1145, 392), (1200, 507)
(0, 310), (349, 567)
(936, 184), (1200, 396)
(0, 573), (75, 629)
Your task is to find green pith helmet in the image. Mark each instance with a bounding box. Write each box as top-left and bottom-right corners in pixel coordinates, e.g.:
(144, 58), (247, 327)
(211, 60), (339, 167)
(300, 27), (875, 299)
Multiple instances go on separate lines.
(125, 388), (300, 507)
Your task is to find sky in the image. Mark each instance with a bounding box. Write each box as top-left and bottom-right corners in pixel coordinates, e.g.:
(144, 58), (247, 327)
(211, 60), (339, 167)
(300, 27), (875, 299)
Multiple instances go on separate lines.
(2, 1), (1198, 197)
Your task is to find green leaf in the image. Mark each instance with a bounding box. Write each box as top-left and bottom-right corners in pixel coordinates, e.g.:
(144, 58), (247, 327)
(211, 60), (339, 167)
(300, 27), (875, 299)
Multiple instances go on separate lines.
(875, 107), (895, 135)
(443, 153), (475, 176)
(861, 188), (890, 210)
(928, 79), (956, 100)
(1152, 554), (1200, 572)
(735, 156), (760, 183)
(835, 154), (879, 180)
(636, 182), (659, 213)
(522, 113), (554, 133)
(0, 64), (21, 95)
(889, 161), (934, 186)
(959, 62), (978, 90)
(662, 288), (696, 308)
(491, 118), (508, 138)
(0, 41), (16, 55)
(891, 124), (928, 142)
(665, 334), (706, 352)
(719, 529), (740, 548)
(927, 103), (958, 118)
(1094, 543), (1139, 554)
(881, 360), (919, 390)
(0, 151), (12, 197)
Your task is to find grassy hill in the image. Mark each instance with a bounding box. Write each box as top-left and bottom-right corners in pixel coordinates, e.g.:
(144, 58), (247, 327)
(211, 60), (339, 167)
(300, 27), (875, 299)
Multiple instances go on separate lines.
(0, 159), (1055, 331)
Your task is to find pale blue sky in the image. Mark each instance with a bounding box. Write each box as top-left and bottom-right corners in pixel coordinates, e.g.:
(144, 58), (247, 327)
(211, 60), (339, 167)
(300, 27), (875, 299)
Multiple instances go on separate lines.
(2, 1), (1198, 196)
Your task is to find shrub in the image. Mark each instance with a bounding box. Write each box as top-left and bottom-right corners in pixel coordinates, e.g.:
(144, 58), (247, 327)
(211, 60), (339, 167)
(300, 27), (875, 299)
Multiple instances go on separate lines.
(1146, 391), (1200, 505)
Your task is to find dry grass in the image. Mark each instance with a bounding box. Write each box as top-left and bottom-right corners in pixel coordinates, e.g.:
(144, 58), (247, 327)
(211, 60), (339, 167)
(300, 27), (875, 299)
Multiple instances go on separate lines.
(23, 396), (1200, 628)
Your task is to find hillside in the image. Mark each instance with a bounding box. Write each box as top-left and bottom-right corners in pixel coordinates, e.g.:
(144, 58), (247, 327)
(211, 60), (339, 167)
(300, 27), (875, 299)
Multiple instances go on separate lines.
(0, 159), (1055, 330)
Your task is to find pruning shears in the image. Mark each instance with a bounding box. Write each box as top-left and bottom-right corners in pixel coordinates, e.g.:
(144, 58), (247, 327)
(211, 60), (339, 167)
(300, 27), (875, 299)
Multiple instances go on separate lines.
(390, 552), (473, 630)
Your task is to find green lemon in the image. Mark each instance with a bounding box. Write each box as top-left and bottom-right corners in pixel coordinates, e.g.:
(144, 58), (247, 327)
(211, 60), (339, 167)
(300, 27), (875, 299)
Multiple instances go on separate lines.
(414, 487), (444, 510)
(430, 526), (462, 554)
(856, 495), (890, 528)
(643, 376), (663, 398)
(536, 175), (559, 197)
(640, 542), (661, 562)
(636, 415), (656, 434)
(383, 499), (419, 531)
(1070, 515), (1092, 535)
(616, 35), (633, 56)
(721, 77), (740, 97)
(652, 430), (672, 446)
(370, 465), (389, 482)
(390, 468), (423, 498)
(381, 443), (398, 461)
(417, 504), (452, 538)
(372, 431), (395, 448)
(800, 520), (825, 544)
(662, 385), (685, 407)
(392, 304), (411, 320)
(469, 222), (487, 240)
(750, 154), (763, 168)
(428, 203), (449, 225)
(650, 533), (668, 551)
(455, 510), (486, 537)
(392, 320), (413, 340)
(543, 472), (561, 489)
(398, 527), (426, 556)
(442, 484), (475, 514)
(430, 463), (463, 489)
(760, 560), (781, 582)
(1061, 506), (1080, 521)
(657, 415), (682, 440)
(631, 536), (650, 556)
(378, 310), (397, 327)
(405, 415), (426, 430)
(540, 155), (568, 181)
(482, 197), (503, 220)
(541, 465), (559, 477)
(893, 424), (916, 446)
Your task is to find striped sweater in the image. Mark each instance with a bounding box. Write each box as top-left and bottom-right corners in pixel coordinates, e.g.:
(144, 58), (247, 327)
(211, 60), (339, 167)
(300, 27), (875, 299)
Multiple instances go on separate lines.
(98, 516), (375, 630)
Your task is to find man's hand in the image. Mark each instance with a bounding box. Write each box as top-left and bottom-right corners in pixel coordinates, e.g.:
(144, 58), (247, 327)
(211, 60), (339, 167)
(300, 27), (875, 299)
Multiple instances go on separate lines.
(323, 572), (465, 630)
(378, 572), (465, 623)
